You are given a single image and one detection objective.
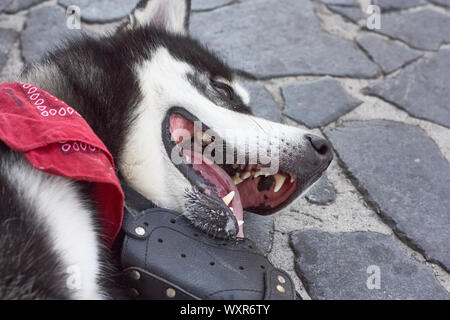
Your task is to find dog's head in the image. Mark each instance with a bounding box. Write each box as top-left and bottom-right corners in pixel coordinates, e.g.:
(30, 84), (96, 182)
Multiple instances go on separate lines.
(23, 0), (332, 239)
(114, 0), (332, 238)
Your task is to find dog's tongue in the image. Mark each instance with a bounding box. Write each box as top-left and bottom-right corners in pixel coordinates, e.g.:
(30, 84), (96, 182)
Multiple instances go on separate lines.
(170, 114), (244, 236)
(182, 149), (244, 237)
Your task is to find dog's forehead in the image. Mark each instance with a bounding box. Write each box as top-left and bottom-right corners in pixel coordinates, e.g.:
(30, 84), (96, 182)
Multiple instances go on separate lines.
(156, 32), (233, 81)
(141, 42), (250, 107)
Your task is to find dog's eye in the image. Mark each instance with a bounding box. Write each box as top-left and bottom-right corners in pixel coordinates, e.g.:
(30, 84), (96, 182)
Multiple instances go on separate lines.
(212, 81), (234, 100)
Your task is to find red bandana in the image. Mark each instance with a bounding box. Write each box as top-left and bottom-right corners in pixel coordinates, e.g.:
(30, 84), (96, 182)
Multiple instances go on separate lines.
(0, 82), (124, 247)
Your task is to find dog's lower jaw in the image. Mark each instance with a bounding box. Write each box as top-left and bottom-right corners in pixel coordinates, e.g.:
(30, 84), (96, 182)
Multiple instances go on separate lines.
(183, 188), (238, 239)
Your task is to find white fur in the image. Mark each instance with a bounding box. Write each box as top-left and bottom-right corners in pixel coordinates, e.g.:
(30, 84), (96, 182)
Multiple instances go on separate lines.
(2, 155), (102, 300)
(233, 82), (251, 105)
(133, 0), (188, 35)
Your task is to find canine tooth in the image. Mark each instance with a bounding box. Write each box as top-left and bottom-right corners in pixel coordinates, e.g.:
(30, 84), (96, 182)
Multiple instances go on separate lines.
(237, 220), (244, 226)
(222, 191), (235, 206)
(241, 171), (251, 180)
(273, 174), (286, 192)
(289, 174), (296, 183)
(202, 132), (212, 142)
(230, 207), (234, 212)
(233, 173), (243, 185)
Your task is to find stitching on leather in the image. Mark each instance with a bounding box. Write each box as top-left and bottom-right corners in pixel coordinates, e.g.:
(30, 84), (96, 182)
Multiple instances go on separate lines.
(206, 288), (263, 298)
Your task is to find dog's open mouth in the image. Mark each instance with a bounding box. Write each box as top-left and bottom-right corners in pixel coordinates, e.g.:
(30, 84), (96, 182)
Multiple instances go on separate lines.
(162, 108), (300, 239)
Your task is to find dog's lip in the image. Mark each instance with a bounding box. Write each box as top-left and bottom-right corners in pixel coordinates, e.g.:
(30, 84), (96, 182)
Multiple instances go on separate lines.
(246, 168), (326, 215)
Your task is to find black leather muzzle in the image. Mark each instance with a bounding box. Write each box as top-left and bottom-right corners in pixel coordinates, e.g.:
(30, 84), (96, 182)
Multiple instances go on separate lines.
(119, 184), (298, 300)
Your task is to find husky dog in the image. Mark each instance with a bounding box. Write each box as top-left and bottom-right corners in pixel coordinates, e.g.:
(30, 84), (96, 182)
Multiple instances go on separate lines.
(0, 0), (332, 299)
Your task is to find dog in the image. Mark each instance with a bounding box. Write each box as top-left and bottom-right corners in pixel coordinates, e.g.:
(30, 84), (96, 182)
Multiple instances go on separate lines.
(0, 0), (332, 299)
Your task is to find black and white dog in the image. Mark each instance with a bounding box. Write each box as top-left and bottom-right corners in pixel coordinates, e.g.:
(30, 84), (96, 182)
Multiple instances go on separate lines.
(0, 0), (332, 299)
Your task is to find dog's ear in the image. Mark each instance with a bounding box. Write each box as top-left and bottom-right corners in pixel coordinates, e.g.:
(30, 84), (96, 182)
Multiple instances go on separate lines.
(126, 0), (191, 35)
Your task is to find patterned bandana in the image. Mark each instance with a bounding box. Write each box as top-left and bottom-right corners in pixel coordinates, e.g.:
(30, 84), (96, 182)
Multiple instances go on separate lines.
(0, 82), (124, 247)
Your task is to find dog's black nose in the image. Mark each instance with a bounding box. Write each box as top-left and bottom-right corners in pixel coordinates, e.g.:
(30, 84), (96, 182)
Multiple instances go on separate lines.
(306, 134), (333, 165)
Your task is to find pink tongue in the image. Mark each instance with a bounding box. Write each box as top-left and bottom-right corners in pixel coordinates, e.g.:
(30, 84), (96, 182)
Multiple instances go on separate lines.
(182, 149), (244, 237)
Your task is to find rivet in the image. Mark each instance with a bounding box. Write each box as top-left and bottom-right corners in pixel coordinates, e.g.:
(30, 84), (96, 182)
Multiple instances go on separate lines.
(276, 285), (285, 294)
(129, 288), (140, 297)
(277, 275), (286, 284)
(166, 288), (176, 298)
(129, 270), (141, 280)
(135, 226), (145, 236)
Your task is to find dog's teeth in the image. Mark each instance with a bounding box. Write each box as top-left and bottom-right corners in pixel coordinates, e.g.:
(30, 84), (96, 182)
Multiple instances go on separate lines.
(289, 174), (296, 183)
(230, 207), (234, 212)
(273, 173), (286, 192)
(233, 173), (243, 185)
(222, 191), (235, 206)
(241, 171), (251, 180)
(237, 220), (244, 226)
(202, 132), (212, 142)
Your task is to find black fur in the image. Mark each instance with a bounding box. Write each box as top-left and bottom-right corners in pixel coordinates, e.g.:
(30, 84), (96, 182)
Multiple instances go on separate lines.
(1, 0), (240, 299)
(6, 15), (237, 299)
(23, 26), (234, 165)
(184, 187), (237, 239)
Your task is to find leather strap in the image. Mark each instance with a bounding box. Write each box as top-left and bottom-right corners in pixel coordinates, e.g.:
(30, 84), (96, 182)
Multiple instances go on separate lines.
(120, 184), (297, 300)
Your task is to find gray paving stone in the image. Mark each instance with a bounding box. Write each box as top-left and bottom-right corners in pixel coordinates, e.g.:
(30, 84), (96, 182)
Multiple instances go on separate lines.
(305, 173), (336, 205)
(190, 0), (379, 79)
(243, 211), (274, 255)
(0, 29), (18, 72)
(324, 120), (450, 271)
(319, 0), (358, 5)
(281, 77), (362, 128)
(429, 0), (450, 8)
(243, 82), (280, 123)
(291, 230), (449, 299)
(58, 0), (140, 23)
(21, 6), (93, 64)
(0, 0), (13, 13)
(4, 0), (44, 13)
(364, 50), (450, 128)
(373, 9), (450, 50)
(373, 0), (426, 11)
(356, 34), (423, 74)
(192, 0), (233, 11)
(328, 5), (363, 23)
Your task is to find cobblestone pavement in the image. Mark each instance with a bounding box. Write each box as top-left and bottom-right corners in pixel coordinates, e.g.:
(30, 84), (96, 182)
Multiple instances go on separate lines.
(1, 0), (449, 299)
